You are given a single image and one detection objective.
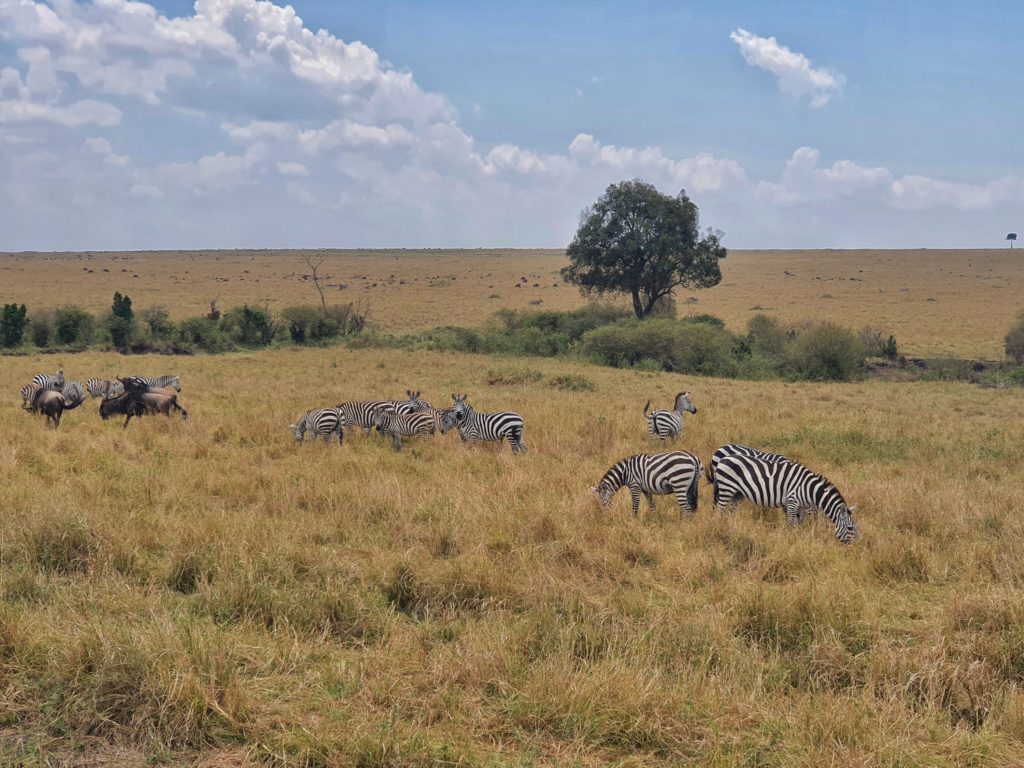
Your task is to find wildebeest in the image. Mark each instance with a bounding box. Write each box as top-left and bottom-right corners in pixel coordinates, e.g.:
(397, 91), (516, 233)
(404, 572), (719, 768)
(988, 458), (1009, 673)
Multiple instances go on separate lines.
(99, 376), (188, 428)
(26, 381), (86, 428)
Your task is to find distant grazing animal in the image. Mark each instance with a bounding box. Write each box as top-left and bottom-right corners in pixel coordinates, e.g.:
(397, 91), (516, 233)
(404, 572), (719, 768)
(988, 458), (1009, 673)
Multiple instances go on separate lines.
(712, 455), (859, 543)
(371, 405), (436, 450)
(100, 389), (188, 428)
(592, 451), (703, 518)
(32, 370), (64, 391)
(451, 394), (526, 453)
(25, 381), (86, 429)
(643, 392), (697, 446)
(86, 377), (124, 399)
(706, 443), (792, 484)
(134, 375), (181, 392)
(337, 399), (415, 435)
(291, 407), (344, 444)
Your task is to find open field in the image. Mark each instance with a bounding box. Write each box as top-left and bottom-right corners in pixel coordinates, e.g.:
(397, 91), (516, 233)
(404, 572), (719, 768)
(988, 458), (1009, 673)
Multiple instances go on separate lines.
(2, 248), (1022, 357)
(3, 347), (1024, 766)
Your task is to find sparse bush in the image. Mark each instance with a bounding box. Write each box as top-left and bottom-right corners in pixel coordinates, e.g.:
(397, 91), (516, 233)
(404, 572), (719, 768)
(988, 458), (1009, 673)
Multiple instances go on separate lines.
(548, 373), (596, 391)
(29, 309), (54, 347)
(221, 304), (276, 346)
(0, 303), (28, 347)
(746, 314), (788, 358)
(141, 306), (175, 339)
(1006, 312), (1024, 364)
(787, 322), (865, 381)
(54, 306), (95, 346)
(177, 316), (234, 353)
(485, 366), (544, 385)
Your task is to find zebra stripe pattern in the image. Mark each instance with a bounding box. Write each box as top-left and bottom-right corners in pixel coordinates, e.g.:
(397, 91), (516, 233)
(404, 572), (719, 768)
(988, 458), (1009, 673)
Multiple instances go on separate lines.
(707, 443), (792, 484)
(712, 455), (859, 543)
(20, 383), (40, 408)
(371, 405), (435, 450)
(451, 394), (526, 453)
(134, 375), (182, 391)
(291, 407), (344, 444)
(592, 451), (703, 518)
(32, 370), (64, 391)
(86, 377), (124, 399)
(644, 392), (697, 446)
(338, 399), (414, 434)
(405, 390), (434, 412)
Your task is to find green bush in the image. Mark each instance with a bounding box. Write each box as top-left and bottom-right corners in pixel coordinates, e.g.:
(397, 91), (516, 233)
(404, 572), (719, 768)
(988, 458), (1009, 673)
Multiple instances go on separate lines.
(177, 316), (234, 353)
(0, 303), (28, 348)
(787, 322), (866, 381)
(54, 306), (95, 346)
(747, 314), (788, 358)
(281, 304), (361, 345)
(1006, 313), (1024, 364)
(221, 304), (276, 346)
(580, 319), (738, 376)
(681, 313), (726, 329)
(141, 307), (175, 340)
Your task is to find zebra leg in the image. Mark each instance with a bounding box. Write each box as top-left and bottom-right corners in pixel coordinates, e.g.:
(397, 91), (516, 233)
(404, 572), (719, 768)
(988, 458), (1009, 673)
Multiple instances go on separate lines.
(643, 491), (656, 513)
(391, 434), (402, 451)
(675, 490), (694, 519)
(629, 487), (641, 517)
(785, 498), (800, 527)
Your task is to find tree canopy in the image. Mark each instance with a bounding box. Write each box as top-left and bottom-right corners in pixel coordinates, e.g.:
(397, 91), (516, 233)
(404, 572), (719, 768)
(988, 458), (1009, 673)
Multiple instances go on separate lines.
(562, 179), (726, 319)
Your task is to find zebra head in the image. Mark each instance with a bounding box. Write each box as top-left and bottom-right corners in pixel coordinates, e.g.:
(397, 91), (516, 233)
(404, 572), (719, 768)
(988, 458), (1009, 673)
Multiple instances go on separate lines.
(451, 393), (470, 421)
(835, 504), (860, 544)
(674, 392), (697, 414)
(371, 404), (397, 429)
(290, 416), (307, 442)
(589, 482), (615, 509)
(406, 389), (432, 411)
(437, 409), (457, 434)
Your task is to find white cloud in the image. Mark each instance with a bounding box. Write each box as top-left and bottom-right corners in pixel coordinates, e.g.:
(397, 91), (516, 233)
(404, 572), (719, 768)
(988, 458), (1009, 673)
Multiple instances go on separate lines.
(730, 28), (843, 108)
(0, 97), (121, 126)
(889, 175), (1024, 211)
(276, 161), (308, 176)
(84, 136), (130, 165)
(298, 120), (415, 153)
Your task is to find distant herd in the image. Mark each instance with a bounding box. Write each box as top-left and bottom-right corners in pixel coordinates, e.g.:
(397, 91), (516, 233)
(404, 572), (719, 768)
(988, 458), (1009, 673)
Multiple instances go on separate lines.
(18, 371), (860, 543)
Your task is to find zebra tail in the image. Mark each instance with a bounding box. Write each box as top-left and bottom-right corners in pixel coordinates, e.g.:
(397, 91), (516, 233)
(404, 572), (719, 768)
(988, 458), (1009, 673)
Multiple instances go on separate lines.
(643, 400), (651, 416)
(688, 466), (700, 512)
(704, 461), (715, 485)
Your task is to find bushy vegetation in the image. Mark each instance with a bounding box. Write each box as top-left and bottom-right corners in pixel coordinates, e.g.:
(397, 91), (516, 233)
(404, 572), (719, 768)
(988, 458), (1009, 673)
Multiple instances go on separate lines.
(0, 293), (367, 354)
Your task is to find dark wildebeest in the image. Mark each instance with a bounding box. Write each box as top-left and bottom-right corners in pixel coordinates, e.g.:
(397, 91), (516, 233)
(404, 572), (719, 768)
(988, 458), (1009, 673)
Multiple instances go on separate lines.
(26, 381), (86, 428)
(99, 376), (189, 428)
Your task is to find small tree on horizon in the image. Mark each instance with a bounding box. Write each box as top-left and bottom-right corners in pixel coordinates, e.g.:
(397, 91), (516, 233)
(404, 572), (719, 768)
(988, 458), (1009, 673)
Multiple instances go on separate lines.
(562, 179), (726, 319)
(1007, 233), (1017, 249)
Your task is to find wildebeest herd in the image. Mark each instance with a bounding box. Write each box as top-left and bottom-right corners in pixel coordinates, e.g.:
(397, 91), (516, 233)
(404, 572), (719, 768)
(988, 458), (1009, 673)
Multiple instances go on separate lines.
(20, 370), (188, 429)
(19, 373), (859, 543)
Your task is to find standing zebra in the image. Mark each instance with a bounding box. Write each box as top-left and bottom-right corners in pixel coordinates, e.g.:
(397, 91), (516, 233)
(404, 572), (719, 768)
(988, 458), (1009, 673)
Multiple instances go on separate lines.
(290, 407), (344, 444)
(32, 370), (64, 391)
(644, 392), (697, 446)
(133, 375), (182, 391)
(405, 390), (434, 411)
(706, 443), (792, 484)
(86, 377), (124, 399)
(451, 394), (527, 453)
(591, 451), (703, 518)
(337, 399), (415, 435)
(371, 405), (435, 451)
(712, 455), (859, 543)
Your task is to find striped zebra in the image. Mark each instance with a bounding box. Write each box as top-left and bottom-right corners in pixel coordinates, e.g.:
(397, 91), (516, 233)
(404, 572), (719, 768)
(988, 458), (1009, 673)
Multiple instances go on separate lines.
(706, 443), (792, 484)
(290, 407), (344, 444)
(371, 405), (435, 451)
(712, 455), (859, 543)
(337, 399), (415, 435)
(451, 394), (526, 453)
(86, 377), (124, 399)
(591, 451), (703, 518)
(20, 383), (40, 409)
(405, 390), (434, 411)
(643, 392), (697, 446)
(134, 375), (181, 391)
(32, 370), (64, 391)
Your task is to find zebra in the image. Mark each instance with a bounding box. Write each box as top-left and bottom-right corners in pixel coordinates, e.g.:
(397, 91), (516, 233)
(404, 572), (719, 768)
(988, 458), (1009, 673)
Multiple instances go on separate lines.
(712, 455), (859, 543)
(86, 377), (124, 399)
(643, 392), (697, 446)
(337, 399), (415, 435)
(290, 407), (344, 444)
(32, 370), (64, 391)
(405, 390), (434, 412)
(706, 443), (792, 484)
(591, 451), (703, 518)
(20, 383), (40, 409)
(134, 375), (181, 391)
(450, 394), (526, 453)
(371, 405), (435, 451)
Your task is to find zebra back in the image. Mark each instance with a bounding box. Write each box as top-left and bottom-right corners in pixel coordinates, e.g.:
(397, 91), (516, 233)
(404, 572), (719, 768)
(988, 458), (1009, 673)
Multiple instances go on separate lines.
(32, 370), (64, 391)
(87, 378), (124, 399)
(594, 451), (702, 515)
(708, 443), (792, 483)
(291, 407), (343, 443)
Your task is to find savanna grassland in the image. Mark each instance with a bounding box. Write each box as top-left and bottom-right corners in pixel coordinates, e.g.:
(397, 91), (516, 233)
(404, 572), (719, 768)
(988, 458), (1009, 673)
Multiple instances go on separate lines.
(2, 248), (1022, 356)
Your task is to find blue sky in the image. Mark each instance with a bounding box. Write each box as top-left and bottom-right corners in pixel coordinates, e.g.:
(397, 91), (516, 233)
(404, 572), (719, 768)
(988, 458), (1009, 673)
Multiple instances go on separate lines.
(0, 0), (1021, 249)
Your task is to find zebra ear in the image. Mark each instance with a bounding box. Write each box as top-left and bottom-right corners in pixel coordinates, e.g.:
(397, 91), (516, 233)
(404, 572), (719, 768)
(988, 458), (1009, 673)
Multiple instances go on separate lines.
(451, 393), (457, 401)
(406, 389), (412, 397)
(589, 486), (598, 493)
(848, 504), (858, 513)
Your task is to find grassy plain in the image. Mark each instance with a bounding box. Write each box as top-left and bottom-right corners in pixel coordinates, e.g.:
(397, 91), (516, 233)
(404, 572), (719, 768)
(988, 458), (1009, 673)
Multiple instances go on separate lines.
(2, 248), (1022, 357)
(2, 342), (1024, 766)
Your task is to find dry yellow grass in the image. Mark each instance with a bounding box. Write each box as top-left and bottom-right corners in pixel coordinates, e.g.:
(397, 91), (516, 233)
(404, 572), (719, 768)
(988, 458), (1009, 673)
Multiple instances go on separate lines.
(2, 248), (1021, 357)
(2, 347), (1024, 765)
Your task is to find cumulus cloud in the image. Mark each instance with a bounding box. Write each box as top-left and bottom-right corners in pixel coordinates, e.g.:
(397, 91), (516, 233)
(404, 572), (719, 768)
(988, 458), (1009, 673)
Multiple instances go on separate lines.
(731, 28), (843, 107)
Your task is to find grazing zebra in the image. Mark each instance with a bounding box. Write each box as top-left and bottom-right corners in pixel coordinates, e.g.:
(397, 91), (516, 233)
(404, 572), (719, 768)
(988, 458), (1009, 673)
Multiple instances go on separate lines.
(32, 370), (64, 391)
(290, 407), (344, 444)
(644, 392), (697, 446)
(450, 394), (526, 453)
(712, 455), (859, 543)
(706, 443), (792, 484)
(86, 377), (124, 399)
(337, 399), (414, 434)
(134, 375), (181, 391)
(591, 451), (703, 518)
(371, 405), (435, 451)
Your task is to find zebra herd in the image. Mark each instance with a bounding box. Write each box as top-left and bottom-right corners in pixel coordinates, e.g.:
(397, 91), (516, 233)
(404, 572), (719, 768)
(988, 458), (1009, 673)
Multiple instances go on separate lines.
(19, 370), (188, 428)
(292, 390), (526, 453)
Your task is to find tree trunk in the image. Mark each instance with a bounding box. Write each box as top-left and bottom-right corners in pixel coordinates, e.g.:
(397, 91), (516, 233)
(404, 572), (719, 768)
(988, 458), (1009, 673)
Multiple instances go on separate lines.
(631, 289), (645, 319)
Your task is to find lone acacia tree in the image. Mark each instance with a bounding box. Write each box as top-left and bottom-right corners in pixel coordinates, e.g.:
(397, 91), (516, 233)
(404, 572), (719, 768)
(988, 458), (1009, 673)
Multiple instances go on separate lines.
(562, 179), (726, 319)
